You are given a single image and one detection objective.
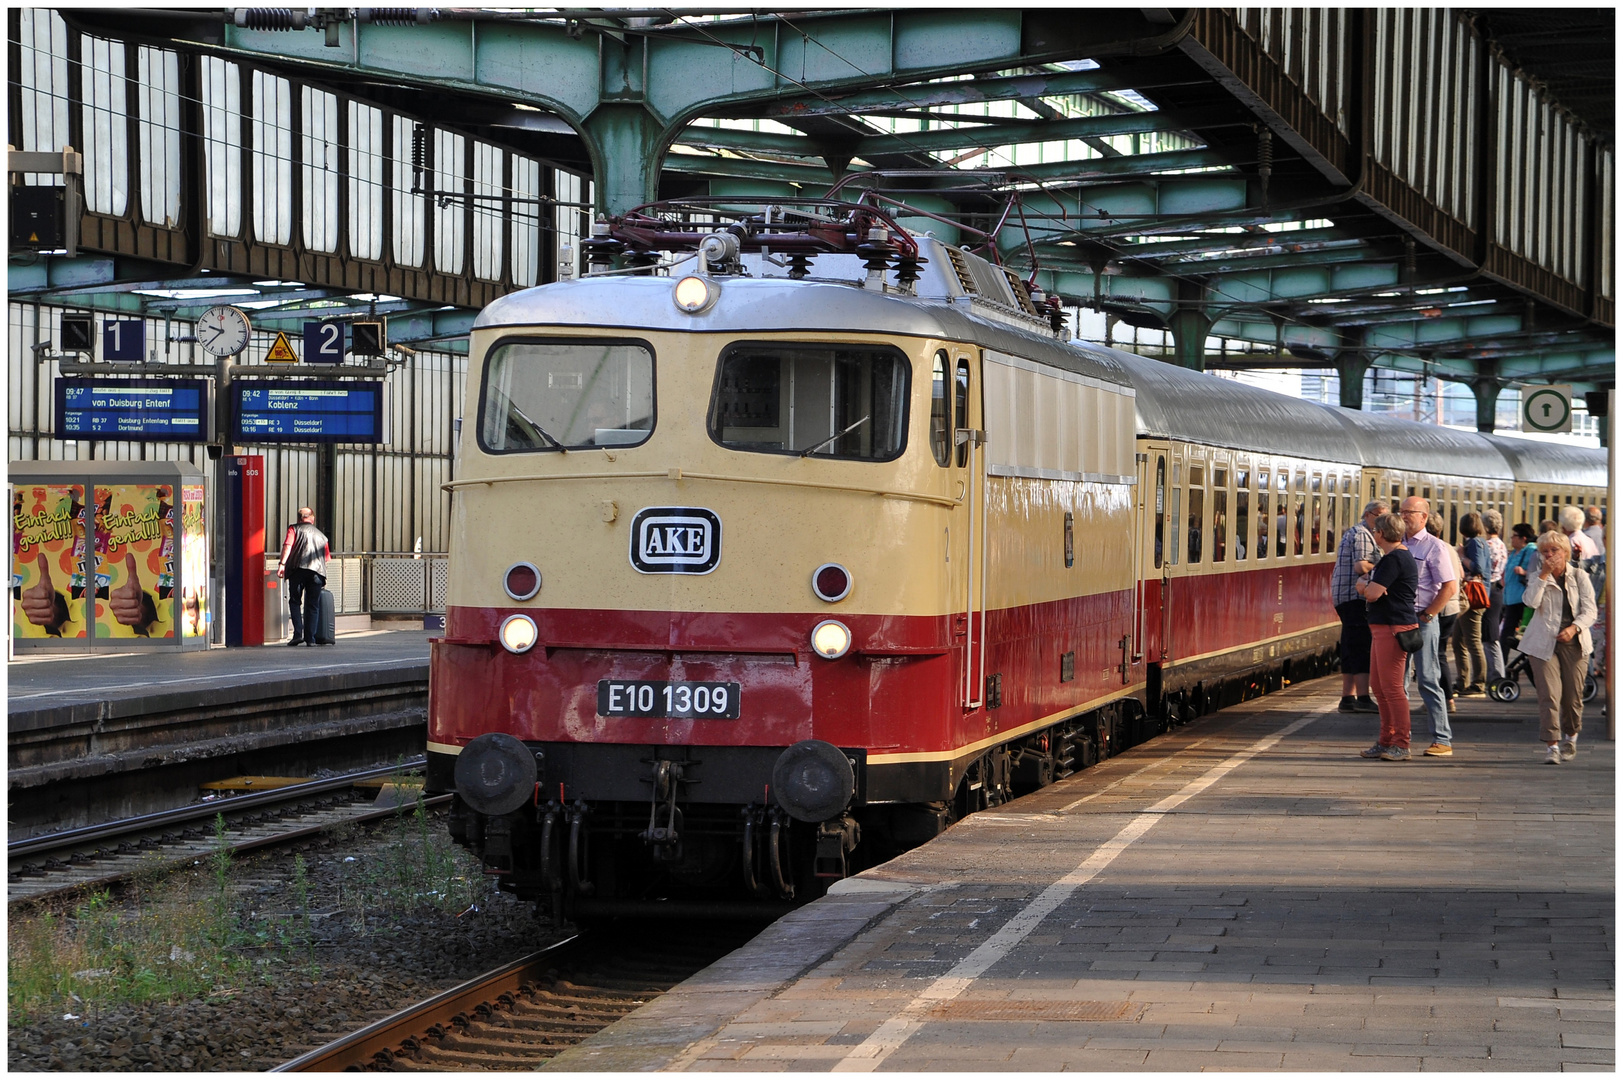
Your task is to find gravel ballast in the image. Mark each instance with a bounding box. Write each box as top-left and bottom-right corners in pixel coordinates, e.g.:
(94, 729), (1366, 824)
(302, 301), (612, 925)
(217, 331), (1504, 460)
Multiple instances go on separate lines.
(9, 815), (569, 1071)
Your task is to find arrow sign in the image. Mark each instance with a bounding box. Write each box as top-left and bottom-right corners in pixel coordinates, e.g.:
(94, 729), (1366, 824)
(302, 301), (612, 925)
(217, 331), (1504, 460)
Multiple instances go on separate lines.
(1521, 385), (1572, 434)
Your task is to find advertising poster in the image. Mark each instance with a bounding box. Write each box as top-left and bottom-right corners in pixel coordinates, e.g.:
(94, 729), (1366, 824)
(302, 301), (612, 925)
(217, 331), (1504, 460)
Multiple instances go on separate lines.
(12, 484), (88, 640)
(179, 484), (208, 638)
(93, 484), (176, 639)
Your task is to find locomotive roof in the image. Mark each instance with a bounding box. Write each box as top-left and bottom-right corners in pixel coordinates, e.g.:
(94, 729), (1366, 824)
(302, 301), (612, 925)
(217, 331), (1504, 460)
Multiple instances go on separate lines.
(1106, 349), (1367, 464)
(473, 273), (1133, 390)
(1479, 433), (1609, 487)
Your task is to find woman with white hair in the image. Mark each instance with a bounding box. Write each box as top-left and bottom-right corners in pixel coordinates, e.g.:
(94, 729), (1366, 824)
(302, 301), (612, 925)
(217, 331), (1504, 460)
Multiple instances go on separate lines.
(1522, 531), (1598, 764)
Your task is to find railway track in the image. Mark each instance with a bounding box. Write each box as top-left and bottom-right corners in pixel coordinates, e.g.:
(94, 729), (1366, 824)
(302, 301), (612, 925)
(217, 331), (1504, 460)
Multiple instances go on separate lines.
(276, 926), (758, 1071)
(7, 761), (449, 906)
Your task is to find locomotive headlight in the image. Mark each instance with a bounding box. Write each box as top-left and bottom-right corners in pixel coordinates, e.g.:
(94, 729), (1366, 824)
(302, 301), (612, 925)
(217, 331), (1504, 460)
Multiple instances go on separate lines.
(672, 275), (719, 314)
(810, 619), (852, 660)
(499, 613), (539, 654)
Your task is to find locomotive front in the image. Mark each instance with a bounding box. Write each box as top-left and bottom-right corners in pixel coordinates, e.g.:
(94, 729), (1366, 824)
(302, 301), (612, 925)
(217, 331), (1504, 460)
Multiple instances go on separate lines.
(428, 253), (978, 917)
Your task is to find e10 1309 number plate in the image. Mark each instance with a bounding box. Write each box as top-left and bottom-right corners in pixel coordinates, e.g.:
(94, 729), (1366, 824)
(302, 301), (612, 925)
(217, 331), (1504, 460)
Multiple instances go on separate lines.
(596, 680), (741, 719)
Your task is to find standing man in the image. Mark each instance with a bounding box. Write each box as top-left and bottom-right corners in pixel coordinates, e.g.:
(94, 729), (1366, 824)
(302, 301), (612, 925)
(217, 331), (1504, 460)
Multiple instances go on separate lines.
(1332, 500), (1387, 713)
(1400, 496), (1458, 757)
(277, 506), (331, 646)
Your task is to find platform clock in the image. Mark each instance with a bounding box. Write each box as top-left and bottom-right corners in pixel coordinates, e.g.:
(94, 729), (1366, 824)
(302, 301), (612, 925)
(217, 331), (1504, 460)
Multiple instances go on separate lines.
(196, 305), (252, 358)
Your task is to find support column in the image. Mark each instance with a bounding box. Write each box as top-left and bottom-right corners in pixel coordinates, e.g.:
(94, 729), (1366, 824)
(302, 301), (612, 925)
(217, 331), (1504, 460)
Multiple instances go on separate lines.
(1471, 378), (1501, 434)
(1337, 352), (1371, 410)
(581, 103), (670, 216)
(1168, 281), (1211, 371)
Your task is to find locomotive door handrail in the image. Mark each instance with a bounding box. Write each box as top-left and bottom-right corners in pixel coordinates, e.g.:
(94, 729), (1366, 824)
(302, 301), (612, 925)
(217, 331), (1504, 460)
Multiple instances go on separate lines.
(958, 425), (988, 710)
(441, 471), (962, 508)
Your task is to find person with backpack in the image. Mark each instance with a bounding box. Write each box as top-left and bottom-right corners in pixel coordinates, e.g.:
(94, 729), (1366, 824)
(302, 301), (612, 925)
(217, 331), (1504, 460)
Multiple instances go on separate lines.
(277, 507), (332, 646)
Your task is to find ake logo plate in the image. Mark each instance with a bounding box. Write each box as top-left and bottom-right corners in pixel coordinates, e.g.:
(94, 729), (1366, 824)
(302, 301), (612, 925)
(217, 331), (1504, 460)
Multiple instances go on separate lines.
(629, 506), (721, 575)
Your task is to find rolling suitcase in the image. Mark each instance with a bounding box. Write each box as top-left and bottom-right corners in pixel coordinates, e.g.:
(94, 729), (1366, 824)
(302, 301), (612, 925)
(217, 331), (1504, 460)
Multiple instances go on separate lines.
(313, 588), (336, 645)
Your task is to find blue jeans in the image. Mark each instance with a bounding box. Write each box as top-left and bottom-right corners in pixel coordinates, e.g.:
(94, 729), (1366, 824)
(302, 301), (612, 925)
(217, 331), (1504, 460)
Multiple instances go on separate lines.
(1407, 618), (1451, 746)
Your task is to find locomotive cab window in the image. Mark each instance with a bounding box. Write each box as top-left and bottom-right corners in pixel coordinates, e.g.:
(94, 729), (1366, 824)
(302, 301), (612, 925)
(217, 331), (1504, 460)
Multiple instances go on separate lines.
(709, 342), (909, 461)
(480, 338), (654, 452)
(929, 350), (951, 466)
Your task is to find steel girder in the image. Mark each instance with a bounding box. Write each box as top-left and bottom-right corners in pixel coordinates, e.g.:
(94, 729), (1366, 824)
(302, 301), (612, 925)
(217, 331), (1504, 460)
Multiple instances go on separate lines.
(213, 9), (1191, 215)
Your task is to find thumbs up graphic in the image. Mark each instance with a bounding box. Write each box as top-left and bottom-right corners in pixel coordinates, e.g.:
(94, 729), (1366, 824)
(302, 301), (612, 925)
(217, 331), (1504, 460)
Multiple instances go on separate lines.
(110, 551), (157, 636)
(21, 552), (69, 636)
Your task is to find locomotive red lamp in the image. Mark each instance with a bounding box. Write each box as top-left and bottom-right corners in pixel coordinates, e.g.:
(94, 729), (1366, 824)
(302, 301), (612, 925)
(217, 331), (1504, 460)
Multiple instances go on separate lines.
(499, 613), (538, 654)
(810, 619), (852, 659)
(672, 275), (719, 313)
(503, 561), (541, 601)
(811, 562), (852, 602)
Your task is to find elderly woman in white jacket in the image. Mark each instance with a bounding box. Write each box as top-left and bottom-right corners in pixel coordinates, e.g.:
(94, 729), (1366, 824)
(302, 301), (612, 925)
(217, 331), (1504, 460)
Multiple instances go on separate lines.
(1521, 531), (1598, 764)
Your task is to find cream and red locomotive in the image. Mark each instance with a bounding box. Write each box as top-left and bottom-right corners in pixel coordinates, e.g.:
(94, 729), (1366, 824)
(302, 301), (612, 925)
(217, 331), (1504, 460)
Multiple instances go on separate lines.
(426, 199), (1606, 919)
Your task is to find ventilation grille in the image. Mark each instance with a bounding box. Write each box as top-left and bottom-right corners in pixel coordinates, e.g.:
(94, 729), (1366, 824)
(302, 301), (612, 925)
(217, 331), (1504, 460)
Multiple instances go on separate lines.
(943, 245), (977, 294)
(1002, 268), (1040, 315)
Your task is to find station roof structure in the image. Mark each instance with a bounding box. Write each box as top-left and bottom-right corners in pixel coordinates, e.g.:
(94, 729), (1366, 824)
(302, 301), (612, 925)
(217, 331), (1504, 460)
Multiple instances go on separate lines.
(9, 7), (1615, 423)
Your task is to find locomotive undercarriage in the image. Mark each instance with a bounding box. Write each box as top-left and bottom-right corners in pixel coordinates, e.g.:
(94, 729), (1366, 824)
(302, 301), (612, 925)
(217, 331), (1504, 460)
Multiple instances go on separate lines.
(439, 697), (1161, 921)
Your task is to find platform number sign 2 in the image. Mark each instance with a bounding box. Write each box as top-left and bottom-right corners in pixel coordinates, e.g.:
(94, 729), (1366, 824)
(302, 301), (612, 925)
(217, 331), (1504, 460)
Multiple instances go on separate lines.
(304, 320), (345, 365)
(102, 319), (146, 362)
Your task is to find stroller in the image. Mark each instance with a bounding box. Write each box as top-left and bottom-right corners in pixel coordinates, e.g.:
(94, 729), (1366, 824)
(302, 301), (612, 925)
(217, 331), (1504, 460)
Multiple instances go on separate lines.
(1489, 646), (1599, 703)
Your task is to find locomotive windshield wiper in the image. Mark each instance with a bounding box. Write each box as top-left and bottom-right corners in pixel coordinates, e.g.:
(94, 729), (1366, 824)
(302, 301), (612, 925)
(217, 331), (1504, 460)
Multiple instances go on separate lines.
(511, 401), (568, 452)
(798, 415), (869, 457)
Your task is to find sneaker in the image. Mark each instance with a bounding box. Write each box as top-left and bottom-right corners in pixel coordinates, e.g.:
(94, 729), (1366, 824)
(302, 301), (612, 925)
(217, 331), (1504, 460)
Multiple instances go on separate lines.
(1354, 696), (1380, 713)
(1339, 696), (1359, 713)
(1380, 745), (1410, 761)
(1359, 743), (1386, 759)
(1545, 744), (1562, 765)
(1445, 697), (1457, 713)
(1423, 743), (1453, 757)
(1559, 739), (1577, 761)
(285, 639), (304, 646)
(1461, 684), (1485, 696)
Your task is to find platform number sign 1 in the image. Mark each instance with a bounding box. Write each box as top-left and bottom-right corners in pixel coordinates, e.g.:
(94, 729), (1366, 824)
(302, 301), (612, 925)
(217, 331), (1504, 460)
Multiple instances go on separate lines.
(103, 319), (146, 362)
(1521, 384), (1572, 434)
(304, 320), (345, 365)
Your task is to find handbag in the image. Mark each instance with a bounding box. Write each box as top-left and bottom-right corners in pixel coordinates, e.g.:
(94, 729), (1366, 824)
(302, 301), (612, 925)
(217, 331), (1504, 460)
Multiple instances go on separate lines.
(1394, 626), (1425, 653)
(1462, 578), (1490, 611)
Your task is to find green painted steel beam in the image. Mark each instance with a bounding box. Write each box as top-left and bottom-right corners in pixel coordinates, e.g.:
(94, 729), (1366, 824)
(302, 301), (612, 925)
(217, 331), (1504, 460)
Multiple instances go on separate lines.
(1005, 148), (1229, 182)
(850, 106), (1231, 159)
(207, 8), (1190, 214)
(755, 67), (1200, 119)
(663, 153), (839, 185)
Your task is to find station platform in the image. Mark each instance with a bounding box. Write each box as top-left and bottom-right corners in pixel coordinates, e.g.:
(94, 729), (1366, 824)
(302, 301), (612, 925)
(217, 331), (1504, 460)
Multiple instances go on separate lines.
(553, 681), (1615, 1072)
(8, 628), (431, 832)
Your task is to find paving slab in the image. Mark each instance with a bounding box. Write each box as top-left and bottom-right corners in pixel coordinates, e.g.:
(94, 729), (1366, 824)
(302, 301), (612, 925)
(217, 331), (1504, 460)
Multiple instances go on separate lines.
(549, 679), (1614, 1072)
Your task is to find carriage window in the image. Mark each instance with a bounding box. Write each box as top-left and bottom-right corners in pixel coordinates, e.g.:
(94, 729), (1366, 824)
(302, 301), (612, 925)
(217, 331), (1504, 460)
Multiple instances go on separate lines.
(481, 339), (654, 452)
(929, 351), (951, 466)
(1234, 470), (1250, 560)
(709, 342), (909, 461)
(1212, 467), (1228, 563)
(1187, 465), (1205, 564)
(1154, 455), (1166, 570)
(1310, 472), (1322, 555)
(1276, 469), (1290, 557)
(1255, 469), (1269, 561)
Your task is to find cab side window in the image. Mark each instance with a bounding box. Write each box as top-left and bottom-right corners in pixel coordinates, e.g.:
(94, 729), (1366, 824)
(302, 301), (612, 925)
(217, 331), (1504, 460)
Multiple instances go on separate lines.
(929, 351), (951, 466)
(953, 358), (971, 467)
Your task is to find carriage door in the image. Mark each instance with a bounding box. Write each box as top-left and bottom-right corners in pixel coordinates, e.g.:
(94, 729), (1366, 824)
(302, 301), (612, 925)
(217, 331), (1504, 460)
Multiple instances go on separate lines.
(954, 353), (987, 709)
(1144, 446), (1171, 662)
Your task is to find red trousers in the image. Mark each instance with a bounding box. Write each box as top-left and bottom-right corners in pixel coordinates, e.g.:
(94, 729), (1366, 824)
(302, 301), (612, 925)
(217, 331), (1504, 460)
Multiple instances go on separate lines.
(1369, 623), (1416, 749)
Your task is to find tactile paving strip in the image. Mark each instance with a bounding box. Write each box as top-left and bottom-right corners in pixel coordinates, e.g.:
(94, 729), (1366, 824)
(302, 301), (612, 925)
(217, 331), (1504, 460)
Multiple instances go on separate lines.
(925, 999), (1136, 1021)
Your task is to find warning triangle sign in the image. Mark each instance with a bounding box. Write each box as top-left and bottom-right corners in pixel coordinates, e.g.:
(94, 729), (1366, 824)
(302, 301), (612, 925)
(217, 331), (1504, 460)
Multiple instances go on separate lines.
(265, 331), (299, 362)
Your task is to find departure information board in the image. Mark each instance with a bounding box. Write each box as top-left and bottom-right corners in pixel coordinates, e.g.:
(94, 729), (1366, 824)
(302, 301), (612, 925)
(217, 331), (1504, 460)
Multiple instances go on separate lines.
(54, 378), (209, 441)
(231, 380), (386, 443)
